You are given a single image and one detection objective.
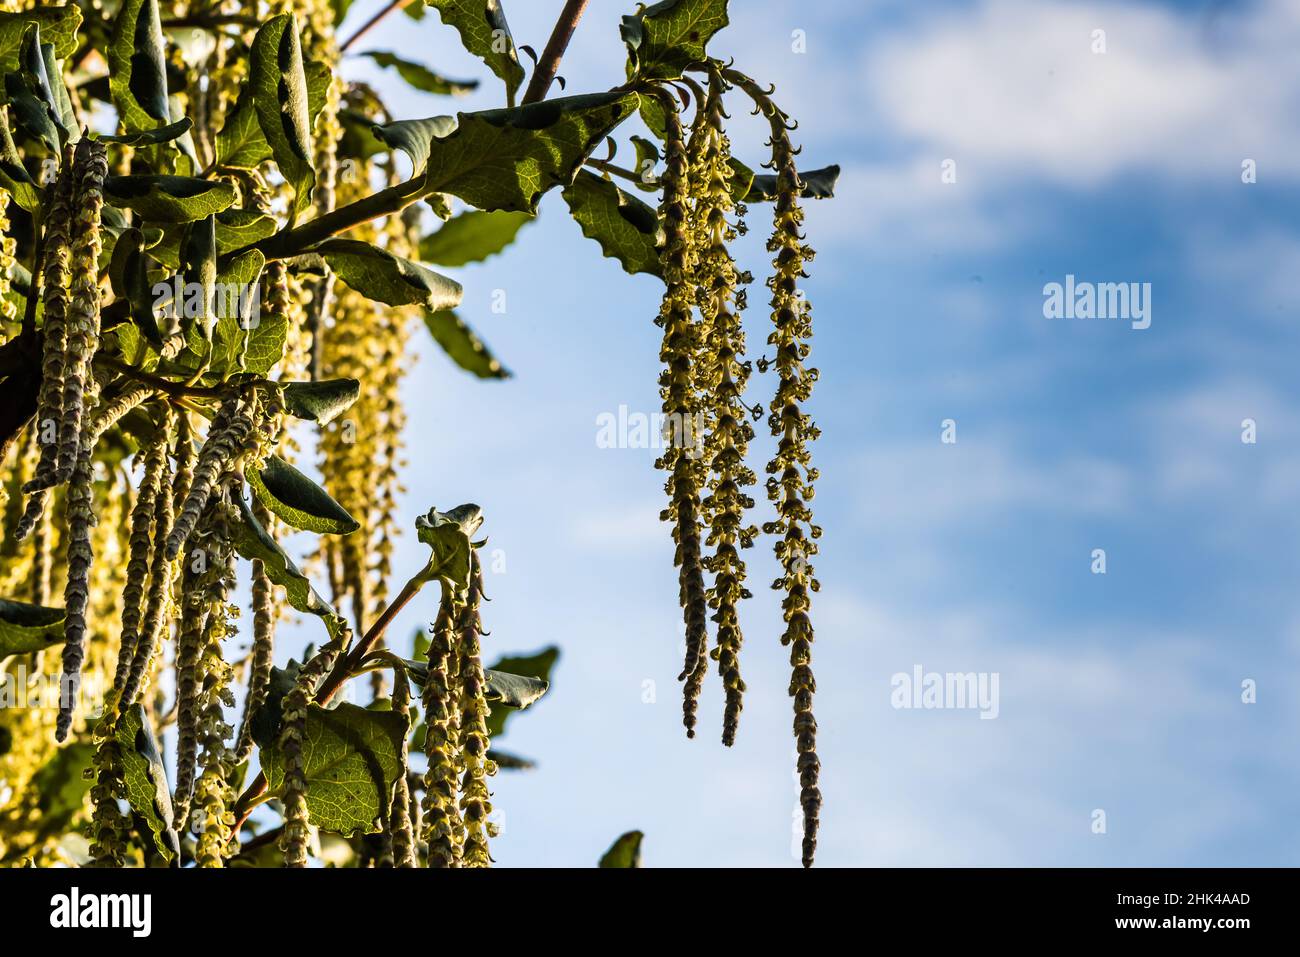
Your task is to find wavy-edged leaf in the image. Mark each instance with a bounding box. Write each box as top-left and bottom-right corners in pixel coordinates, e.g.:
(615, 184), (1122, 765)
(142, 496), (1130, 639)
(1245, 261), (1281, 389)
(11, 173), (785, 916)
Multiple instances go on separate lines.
(422, 309), (509, 379)
(0, 597), (65, 660)
(0, 117), (39, 211)
(230, 493), (349, 644)
(115, 704), (179, 862)
(98, 117), (193, 147)
(219, 57), (330, 172)
(250, 14), (315, 221)
(197, 248), (267, 379)
(214, 83), (272, 169)
(412, 504), (482, 590)
(282, 379), (360, 426)
(359, 51), (477, 97)
(370, 115), (457, 179)
(39, 35), (77, 139)
(148, 208), (277, 269)
(262, 700), (409, 837)
(621, 0), (729, 80)
(415, 92), (640, 213)
(108, 227), (164, 349)
(425, 0), (524, 105)
(0, 6), (81, 72)
(599, 830), (644, 868)
(487, 748), (535, 771)
(562, 169), (663, 277)
(745, 163), (841, 202)
(24, 744), (93, 849)
(108, 0), (170, 131)
(248, 455), (360, 536)
(417, 209), (531, 267)
(3, 71), (60, 152)
(318, 238), (463, 311)
(401, 661), (550, 717)
(180, 213), (218, 340)
(103, 175), (237, 223)
(484, 646), (558, 738)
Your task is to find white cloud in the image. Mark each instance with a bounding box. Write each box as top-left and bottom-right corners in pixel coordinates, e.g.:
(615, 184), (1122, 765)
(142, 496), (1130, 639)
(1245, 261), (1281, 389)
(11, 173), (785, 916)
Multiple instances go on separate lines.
(869, 0), (1300, 186)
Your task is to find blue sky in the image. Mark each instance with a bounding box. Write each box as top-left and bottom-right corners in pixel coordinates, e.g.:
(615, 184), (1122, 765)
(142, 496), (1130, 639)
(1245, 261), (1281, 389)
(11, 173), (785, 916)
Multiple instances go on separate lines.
(276, 0), (1300, 865)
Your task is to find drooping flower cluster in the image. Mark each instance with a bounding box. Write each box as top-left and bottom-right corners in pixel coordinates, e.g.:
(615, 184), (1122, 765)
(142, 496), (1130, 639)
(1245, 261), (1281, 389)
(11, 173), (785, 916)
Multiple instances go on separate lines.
(647, 64), (826, 866)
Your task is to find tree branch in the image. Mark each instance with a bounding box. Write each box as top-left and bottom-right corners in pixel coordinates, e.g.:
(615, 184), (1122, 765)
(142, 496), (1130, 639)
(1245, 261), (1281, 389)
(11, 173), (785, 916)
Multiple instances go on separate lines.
(522, 0), (591, 105)
(339, 0), (409, 55)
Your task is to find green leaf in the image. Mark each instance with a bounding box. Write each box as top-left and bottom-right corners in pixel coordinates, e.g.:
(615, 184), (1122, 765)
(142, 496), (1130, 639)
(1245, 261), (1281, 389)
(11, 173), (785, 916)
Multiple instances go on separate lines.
(103, 175), (238, 223)
(180, 213), (218, 340)
(416, 92), (641, 213)
(422, 309), (509, 379)
(262, 701), (409, 836)
(115, 703), (179, 862)
(108, 227), (165, 349)
(25, 744), (94, 848)
(621, 0), (729, 80)
(425, 0), (524, 105)
(108, 0), (171, 131)
(370, 115), (458, 179)
(317, 238), (463, 311)
(639, 95), (669, 141)
(562, 170), (663, 277)
(214, 84), (272, 169)
(3, 71), (61, 153)
(630, 134), (661, 187)
(599, 830), (644, 868)
(250, 14), (315, 221)
(230, 493), (350, 644)
(484, 646), (558, 739)
(359, 51), (478, 97)
(39, 37), (77, 139)
(483, 668), (550, 710)
(206, 249), (268, 378)
(412, 504), (483, 590)
(727, 156), (755, 201)
(487, 749), (534, 771)
(0, 116), (39, 211)
(247, 455), (360, 536)
(417, 209), (531, 267)
(0, 597), (65, 660)
(0, 6), (82, 73)
(97, 117), (193, 147)
(147, 208), (277, 268)
(745, 163), (841, 202)
(281, 379), (361, 426)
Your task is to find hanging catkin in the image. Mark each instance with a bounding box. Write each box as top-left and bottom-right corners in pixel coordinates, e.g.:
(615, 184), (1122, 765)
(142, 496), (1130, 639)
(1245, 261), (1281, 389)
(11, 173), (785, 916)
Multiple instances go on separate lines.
(110, 421), (168, 702)
(54, 139), (108, 485)
(691, 71), (758, 747)
(234, 497), (277, 766)
(421, 599), (464, 867)
(164, 396), (252, 560)
(728, 70), (824, 867)
(388, 660), (416, 867)
(193, 493), (239, 867)
(13, 146), (77, 541)
(121, 407), (183, 706)
(652, 93), (711, 739)
(456, 551), (495, 867)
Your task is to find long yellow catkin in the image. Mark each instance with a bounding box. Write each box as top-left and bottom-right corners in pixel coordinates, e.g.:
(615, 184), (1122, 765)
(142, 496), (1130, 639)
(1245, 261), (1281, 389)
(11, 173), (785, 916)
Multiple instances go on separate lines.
(653, 93), (711, 739)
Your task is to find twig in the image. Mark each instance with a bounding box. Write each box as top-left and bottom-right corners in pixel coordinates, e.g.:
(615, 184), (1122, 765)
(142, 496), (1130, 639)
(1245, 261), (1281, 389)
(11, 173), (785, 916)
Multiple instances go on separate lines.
(227, 577), (423, 837)
(92, 354), (257, 399)
(587, 158), (655, 188)
(339, 0), (409, 55)
(522, 0), (591, 105)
